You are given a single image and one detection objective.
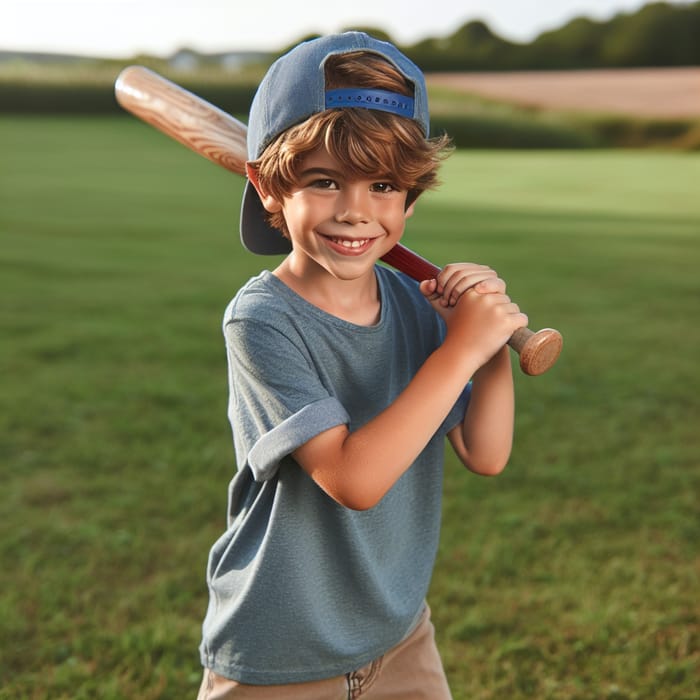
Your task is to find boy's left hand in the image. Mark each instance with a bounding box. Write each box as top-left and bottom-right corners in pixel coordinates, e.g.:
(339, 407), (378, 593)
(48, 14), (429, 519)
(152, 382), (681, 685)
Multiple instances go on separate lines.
(419, 263), (506, 319)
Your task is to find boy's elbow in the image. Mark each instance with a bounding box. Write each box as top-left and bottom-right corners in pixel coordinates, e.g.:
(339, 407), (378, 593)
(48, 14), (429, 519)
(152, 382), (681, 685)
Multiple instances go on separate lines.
(303, 460), (388, 511)
(463, 454), (510, 477)
(450, 429), (512, 478)
(319, 474), (389, 511)
(469, 461), (507, 477)
(333, 486), (385, 511)
(341, 498), (377, 512)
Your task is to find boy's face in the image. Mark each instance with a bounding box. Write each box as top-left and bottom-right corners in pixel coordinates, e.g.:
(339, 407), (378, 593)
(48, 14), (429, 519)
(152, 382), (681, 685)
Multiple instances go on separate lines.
(254, 147), (415, 282)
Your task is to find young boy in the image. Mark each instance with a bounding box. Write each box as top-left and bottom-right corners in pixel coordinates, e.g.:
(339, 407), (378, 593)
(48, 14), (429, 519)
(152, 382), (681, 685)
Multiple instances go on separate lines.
(197, 32), (527, 699)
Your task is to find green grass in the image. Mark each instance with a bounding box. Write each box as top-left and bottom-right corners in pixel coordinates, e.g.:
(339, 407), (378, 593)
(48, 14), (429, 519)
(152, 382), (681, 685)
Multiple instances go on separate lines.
(1, 117), (698, 699)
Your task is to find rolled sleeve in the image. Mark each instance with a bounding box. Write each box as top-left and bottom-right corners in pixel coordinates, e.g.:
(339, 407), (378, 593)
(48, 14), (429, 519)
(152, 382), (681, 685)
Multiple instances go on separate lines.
(248, 397), (350, 481)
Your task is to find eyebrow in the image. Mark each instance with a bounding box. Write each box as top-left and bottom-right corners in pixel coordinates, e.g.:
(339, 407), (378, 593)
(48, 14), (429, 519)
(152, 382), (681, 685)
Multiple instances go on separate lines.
(298, 167), (343, 179)
(299, 167), (395, 182)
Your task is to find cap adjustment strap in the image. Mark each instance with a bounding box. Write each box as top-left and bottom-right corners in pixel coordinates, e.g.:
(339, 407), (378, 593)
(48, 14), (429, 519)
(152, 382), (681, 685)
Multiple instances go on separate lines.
(325, 88), (415, 118)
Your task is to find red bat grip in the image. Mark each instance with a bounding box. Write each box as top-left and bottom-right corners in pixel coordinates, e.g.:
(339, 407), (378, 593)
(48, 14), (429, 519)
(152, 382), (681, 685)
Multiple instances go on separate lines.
(381, 244), (440, 280)
(381, 244), (562, 376)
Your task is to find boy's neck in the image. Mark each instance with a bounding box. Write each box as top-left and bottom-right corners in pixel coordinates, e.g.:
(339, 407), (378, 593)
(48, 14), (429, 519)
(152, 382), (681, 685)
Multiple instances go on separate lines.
(273, 257), (381, 326)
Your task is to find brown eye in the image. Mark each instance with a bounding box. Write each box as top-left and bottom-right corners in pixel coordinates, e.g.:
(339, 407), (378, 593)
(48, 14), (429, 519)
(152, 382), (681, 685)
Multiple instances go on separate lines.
(312, 179), (337, 189)
(371, 182), (396, 193)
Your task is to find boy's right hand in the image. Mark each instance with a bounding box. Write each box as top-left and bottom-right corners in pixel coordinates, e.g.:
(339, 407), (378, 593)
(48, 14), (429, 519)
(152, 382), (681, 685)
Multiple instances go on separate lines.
(447, 286), (528, 369)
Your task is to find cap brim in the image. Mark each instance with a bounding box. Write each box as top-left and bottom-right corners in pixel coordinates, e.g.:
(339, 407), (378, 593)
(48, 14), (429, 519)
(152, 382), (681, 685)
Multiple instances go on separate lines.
(240, 181), (293, 256)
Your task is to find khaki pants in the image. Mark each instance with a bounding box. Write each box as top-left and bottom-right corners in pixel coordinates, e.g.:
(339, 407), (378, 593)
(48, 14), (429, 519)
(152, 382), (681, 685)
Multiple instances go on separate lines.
(197, 605), (452, 699)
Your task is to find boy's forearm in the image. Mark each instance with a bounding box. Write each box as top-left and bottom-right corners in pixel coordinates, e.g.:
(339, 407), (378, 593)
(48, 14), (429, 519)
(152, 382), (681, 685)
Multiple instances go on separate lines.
(452, 346), (515, 475)
(294, 341), (479, 510)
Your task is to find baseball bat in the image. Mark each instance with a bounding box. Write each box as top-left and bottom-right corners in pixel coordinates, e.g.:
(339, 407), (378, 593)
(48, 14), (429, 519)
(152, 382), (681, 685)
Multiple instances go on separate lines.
(114, 66), (562, 376)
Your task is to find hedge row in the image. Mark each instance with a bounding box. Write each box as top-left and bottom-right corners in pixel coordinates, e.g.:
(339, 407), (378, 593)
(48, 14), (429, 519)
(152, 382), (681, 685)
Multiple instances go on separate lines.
(433, 114), (700, 149)
(0, 81), (257, 116)
(431, 115), (597, 149)
(2, 81), (697, 150)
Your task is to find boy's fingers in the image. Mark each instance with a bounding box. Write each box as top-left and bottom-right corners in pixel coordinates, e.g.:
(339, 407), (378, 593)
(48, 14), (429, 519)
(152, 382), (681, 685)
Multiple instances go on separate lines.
(445, 278), (478, 306)
(475, 277), (507, 294)
(419, 278), (442, 301)
(437, 266), (498, 302)
(428, 265), (509, 309)
(443, 274), (504, 306)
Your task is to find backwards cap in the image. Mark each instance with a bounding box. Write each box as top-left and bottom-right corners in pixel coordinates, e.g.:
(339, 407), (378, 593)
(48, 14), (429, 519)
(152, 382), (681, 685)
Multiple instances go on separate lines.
(240, 31), (430, 255)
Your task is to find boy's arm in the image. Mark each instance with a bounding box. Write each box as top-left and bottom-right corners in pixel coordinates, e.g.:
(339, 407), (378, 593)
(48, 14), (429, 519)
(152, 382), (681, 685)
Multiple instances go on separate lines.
(293, 281), (526, 510)
(446, 346), (515, 475)
(422, 264), (519, 474)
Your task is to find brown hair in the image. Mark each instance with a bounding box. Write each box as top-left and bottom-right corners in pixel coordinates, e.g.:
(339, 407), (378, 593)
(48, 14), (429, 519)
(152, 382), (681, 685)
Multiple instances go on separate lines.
(250, 52), (452, 235)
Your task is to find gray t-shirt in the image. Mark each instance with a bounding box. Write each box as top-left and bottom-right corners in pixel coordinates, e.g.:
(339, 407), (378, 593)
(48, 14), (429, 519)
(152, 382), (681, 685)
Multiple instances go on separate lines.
(199, 266), (470, 684)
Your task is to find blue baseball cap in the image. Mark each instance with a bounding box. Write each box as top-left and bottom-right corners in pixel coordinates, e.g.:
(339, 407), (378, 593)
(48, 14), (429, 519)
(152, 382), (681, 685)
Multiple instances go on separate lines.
(240, 31), (430, 255)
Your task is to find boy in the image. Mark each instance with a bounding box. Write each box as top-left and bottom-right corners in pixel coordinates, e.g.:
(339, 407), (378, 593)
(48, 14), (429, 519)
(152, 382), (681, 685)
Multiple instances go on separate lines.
(197, 32), (527, 699)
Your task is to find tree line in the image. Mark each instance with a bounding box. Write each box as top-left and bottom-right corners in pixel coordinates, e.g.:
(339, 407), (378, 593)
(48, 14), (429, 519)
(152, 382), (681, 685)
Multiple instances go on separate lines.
(340, 1), (700, 71)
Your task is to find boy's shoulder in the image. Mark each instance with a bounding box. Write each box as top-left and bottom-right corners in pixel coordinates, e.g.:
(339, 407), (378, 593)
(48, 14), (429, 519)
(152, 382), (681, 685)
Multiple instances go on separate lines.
(224, 270), (293, 324)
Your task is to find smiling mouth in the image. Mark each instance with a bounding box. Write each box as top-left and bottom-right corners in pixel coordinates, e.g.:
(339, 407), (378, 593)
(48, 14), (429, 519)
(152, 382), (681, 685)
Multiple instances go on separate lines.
(329, 236), (371, 249)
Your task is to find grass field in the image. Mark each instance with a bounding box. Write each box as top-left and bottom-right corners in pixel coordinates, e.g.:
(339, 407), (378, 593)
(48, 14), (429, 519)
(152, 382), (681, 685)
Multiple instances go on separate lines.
(1, 116), (698, 699)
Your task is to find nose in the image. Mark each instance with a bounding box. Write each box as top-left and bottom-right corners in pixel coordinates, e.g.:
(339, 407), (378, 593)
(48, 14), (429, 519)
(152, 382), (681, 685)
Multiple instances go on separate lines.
(334, 184), (371, 225)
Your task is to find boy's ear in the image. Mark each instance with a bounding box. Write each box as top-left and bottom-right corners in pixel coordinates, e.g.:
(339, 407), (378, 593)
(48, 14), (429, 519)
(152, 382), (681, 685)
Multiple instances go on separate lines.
(245, 162), (283, 213)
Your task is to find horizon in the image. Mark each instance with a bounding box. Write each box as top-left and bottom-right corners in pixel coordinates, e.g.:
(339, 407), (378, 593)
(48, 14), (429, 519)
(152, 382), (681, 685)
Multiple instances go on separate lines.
(3, 0), (687, 61)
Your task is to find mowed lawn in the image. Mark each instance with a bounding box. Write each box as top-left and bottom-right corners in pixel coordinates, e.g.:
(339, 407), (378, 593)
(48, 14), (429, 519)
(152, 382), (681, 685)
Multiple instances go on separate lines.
(1, 117), (698, 699)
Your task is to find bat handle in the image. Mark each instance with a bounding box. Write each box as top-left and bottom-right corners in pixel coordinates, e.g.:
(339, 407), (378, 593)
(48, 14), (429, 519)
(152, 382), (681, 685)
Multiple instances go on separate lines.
(508, 326), (563, 376)
(380, 244), (563, 376)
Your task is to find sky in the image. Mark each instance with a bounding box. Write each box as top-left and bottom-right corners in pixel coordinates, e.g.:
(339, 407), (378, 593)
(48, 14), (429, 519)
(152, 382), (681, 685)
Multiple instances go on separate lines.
(2, 0), (690, 58)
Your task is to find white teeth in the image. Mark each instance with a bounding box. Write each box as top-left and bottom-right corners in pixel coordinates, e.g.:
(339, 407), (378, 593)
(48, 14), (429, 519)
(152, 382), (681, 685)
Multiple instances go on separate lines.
(332, 238), (369, 248)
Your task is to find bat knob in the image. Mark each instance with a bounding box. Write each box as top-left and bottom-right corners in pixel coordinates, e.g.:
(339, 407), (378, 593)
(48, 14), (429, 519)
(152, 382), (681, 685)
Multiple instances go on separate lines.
(509, 327), (563, 376)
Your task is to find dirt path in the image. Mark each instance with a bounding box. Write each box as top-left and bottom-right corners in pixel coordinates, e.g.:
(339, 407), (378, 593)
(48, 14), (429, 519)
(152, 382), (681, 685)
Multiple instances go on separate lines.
(427, 67), (700, 119)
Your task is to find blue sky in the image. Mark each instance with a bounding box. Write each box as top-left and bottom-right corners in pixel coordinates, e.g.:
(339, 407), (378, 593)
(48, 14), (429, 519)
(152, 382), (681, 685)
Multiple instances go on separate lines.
(3, 0), (690, 58)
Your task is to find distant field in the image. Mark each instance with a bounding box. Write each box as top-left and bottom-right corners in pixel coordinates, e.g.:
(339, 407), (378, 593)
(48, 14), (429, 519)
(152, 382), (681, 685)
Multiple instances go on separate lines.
(428, 67), (700, 118)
